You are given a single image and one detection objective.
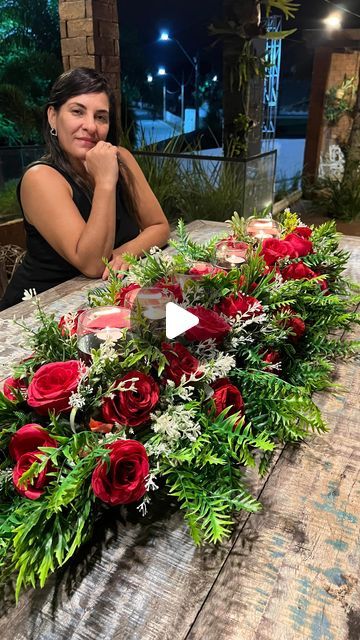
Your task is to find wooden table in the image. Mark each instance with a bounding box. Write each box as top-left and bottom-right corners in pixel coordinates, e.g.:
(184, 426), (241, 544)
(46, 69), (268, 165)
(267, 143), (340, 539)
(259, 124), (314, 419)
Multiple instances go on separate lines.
(0, 221), (359, 640)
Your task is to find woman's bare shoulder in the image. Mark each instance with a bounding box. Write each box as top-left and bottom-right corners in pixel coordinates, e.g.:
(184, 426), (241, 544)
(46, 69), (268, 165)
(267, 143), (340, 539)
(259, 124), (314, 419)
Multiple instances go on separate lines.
(21, 164), (73, 195)
(23, 163), (70, 184)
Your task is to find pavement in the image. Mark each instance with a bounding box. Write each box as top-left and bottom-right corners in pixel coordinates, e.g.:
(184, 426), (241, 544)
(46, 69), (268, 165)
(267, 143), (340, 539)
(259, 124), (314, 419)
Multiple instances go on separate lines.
(134, 108), (181, 146)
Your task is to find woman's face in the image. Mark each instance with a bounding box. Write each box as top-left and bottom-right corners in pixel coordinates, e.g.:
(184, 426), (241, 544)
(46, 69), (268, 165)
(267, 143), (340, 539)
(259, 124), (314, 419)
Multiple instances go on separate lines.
(48, 92), (111, 162)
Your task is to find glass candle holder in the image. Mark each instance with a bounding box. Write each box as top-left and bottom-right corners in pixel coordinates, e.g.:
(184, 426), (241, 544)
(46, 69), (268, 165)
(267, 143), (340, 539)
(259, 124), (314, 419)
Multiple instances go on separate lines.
(214, 240), (249, 270)
(176, 262), (224, 289)
(245, 218), (281, 241)
(77, 306), (131, 363)
(124, 287), (172, 325)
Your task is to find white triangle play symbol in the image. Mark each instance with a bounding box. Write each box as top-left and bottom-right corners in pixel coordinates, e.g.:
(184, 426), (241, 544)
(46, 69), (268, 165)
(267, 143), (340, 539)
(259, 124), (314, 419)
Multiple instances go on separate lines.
(165, 302), (199, 340)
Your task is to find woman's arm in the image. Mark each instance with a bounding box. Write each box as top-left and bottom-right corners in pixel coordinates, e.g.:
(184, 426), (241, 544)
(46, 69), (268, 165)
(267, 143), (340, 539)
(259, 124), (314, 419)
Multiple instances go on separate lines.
(20, 142), (119, 278)
(102, 147), (170, 279)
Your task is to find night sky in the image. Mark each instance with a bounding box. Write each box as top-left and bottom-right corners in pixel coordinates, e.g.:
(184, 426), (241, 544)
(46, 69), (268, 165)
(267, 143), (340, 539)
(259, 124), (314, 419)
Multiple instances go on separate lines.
(118, 0), (360, 62)
(117, 0), (360, 105)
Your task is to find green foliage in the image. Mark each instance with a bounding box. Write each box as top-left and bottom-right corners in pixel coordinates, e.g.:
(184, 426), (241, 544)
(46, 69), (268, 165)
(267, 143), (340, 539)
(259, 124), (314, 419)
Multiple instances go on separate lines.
(0, 1), (61, 144)
(311, 172), (360, 222)
(233, 369), (327, 442)
(175, 157), (247, 223)
(262, 0), (300, 19)
(0, 180), (21, 220)
(153, 410), (267, 544)
(169, 219), (225, 261)
(13, 301), (78, 374)
(324, 76), (355, 126)
(0, 115), (22, 146)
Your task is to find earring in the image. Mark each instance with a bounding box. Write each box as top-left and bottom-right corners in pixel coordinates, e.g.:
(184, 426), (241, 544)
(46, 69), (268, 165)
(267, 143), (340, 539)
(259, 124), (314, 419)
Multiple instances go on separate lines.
(50, 126), (57, 137)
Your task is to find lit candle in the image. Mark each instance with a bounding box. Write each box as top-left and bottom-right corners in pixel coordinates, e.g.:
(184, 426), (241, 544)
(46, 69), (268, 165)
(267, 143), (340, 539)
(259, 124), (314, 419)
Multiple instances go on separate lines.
(76, 306), (131, 363)
(254, 230), (273, 240)
(95, 327), (126, 342)
(142, 306), (167, 320)
(225, 254), (246, 265)
(131, 288), (168, 324)
(246, 218), (281, 240)
(215, 240), (249, 270)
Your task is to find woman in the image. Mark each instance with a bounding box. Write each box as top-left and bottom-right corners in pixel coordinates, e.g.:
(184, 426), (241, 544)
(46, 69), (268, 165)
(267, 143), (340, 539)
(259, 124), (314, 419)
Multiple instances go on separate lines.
(0, 67), (170, 310)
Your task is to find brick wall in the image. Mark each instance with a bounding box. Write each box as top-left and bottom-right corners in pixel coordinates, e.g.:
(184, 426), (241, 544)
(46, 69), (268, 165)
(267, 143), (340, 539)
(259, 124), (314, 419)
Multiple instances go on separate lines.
(320, 51), (360, 156)
(304, 30), (360, 181)
(58, 0), (121, 135)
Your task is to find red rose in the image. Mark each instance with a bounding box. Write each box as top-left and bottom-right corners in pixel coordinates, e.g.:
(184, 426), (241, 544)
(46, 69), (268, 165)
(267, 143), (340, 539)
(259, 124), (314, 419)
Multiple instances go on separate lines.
(3, 376), (27, 402)
(281, 262), (316, 281)
(188, 262), (225, 277)
(211, 378), (245, 423)
(13, 451), (53, 500)
(218, 236), (246, 250)
(58, 308), (85, 336)
(262, 350), (281, 373)
(89, 417), (113, 434)
(115, 283), (141, 307)
(313, 272), (328, 291)
(260, 238), (298, 266)
(287, 316), (306, 341)
(279, 307), (306, 342)
(284, 232), (313, 257)
(162, 342), (200, 386)
(102, 370), (160, 427)
(9, 424), (57, 461)
(293, 226), (312, 239)
(155, 277), (183, 303)
(91, 439), (149, 505)
(214, 293), (263, 319)
(185, 306), (231, 343)
(27, 360), (86, 415)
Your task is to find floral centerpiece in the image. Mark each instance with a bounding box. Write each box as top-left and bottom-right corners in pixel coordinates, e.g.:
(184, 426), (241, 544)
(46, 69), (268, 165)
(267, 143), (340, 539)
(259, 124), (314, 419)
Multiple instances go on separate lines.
(0, 210), (359, 598)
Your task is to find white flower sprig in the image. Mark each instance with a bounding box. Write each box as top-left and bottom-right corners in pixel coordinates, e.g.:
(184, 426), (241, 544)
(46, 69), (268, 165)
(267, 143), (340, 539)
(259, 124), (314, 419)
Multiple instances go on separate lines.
(150, 403), (201, 444)
(22, 288), (38, 302)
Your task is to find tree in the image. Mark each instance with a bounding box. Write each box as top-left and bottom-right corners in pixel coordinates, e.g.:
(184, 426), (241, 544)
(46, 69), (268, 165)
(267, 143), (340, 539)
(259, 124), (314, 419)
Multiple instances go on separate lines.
(0, 0), (61, 144)
(210, 0), (299, 156)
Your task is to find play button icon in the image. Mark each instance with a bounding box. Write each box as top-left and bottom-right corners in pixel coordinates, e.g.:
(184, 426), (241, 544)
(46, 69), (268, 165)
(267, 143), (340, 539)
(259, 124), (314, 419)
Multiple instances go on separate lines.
(165, 302), (199, 340)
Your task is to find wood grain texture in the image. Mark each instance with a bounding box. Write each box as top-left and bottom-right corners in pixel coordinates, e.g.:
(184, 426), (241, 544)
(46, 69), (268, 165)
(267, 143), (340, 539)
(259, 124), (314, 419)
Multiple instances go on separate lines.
(0, 223), (358, 640)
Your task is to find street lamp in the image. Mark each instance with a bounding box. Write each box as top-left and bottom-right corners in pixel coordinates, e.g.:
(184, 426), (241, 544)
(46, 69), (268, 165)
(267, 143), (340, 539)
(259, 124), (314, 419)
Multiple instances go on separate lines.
(323, 12), (342, 30)
(159, 30), (200, 129)
(157, 67), (167, 122)
(157, 67), (185, 133)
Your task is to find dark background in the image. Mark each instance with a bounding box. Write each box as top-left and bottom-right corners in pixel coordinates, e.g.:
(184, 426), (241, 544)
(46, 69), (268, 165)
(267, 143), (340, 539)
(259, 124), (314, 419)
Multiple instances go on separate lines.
(117, 0), (360, 135)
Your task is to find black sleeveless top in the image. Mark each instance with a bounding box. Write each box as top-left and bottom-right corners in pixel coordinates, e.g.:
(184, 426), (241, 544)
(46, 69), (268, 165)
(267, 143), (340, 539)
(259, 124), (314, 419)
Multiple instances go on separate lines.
(0, 162), (139, 310)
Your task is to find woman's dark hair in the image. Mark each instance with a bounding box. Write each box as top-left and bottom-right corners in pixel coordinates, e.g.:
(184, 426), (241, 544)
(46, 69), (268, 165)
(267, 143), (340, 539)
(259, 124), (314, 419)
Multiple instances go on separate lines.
(41, 67), (138, 223)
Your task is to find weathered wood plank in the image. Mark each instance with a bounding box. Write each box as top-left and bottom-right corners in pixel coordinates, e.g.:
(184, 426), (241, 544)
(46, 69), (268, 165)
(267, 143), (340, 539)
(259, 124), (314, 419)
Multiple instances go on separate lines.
(187, 420), (360, 639)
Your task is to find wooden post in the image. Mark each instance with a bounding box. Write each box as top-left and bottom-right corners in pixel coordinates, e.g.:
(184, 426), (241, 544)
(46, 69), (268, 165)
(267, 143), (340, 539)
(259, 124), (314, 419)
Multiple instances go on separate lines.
(303, 46), (332, 182)
(58, 0), (121, 140)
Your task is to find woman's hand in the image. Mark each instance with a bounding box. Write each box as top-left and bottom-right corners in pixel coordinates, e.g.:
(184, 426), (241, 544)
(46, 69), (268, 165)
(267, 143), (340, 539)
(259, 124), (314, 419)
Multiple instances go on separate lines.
(102, 253), (130, 280)
(85, 141), (119, 187)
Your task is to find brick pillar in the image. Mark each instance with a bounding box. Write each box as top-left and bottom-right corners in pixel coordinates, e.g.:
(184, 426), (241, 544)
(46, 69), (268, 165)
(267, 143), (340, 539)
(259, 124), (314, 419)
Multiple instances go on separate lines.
(58, 0), (121, 138)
